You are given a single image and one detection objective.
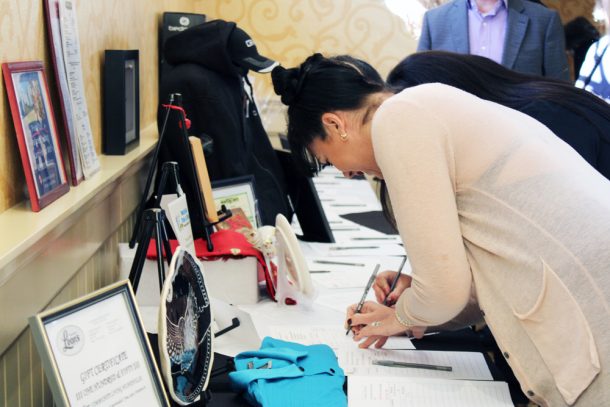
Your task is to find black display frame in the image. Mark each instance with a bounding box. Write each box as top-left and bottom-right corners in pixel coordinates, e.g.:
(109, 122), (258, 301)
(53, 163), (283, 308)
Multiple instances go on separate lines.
(103, 49), (140, 155)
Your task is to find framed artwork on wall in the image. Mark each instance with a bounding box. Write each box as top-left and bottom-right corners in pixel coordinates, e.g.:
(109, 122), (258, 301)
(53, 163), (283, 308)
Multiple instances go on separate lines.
(29, 280), (169, 407)
(103, 50), (140, 155)
(2, 61), (70, 212)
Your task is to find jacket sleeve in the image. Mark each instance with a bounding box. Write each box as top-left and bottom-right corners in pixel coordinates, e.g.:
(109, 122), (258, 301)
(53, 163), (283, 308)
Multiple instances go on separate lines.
(417, 12), (432, 51)
(543, 10), (570, 81)
(372, 97), (472, 327)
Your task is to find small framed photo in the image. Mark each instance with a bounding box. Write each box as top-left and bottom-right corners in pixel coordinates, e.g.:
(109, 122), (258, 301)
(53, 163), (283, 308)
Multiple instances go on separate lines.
(2, 61), (69, 211)
(212, 175), (260, 228)
(29, 280), (169, 407)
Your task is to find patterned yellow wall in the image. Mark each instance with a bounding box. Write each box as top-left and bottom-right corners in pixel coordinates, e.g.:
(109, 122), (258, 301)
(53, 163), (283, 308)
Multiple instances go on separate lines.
(199, 0), (421, 134)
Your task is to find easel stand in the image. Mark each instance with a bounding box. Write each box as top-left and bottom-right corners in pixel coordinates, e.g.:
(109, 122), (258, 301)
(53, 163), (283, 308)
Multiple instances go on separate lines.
(129, 93), (177, 249)
(129, 93), (218, 252)
(128, 208), (172, 293)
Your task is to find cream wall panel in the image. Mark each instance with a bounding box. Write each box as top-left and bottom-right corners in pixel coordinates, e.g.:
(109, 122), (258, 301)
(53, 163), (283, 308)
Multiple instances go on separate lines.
(0, 219), (133, 407)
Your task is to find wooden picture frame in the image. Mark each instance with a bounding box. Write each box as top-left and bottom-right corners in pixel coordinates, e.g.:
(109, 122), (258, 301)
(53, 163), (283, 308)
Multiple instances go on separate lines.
(29, 280), (169, 407)
(212, 175), (260, 228)
(2, 61), (70, 211)
(189, 136), (218, 223)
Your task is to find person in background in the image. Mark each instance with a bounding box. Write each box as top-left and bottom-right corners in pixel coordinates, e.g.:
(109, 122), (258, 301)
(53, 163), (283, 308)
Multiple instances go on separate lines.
(564, 16), (600, 76)
(272, 53), (610, 406)
(386, 50), (610, 181)
(418, 0), (570, 80)
(576, 0), (610, 101)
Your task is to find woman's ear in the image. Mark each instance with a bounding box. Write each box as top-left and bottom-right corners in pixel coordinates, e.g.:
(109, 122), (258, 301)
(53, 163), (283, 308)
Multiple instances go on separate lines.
(321, 112), (344, 136)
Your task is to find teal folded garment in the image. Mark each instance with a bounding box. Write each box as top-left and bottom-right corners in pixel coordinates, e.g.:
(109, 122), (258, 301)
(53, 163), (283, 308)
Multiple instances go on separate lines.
(229, 336), (347, 407)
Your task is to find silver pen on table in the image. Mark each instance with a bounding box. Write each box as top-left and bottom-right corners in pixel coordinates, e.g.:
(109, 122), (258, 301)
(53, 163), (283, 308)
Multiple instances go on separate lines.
(372, 360), (452, 372)
(406, 331), (441, 340)
(351, 237), (397, 241)
(329, 246), (379, 251)
(313, 260), (365, 267)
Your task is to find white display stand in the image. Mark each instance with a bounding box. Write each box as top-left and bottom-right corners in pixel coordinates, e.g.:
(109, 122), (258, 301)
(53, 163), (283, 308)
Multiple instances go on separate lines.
(119, 243), (260, 311)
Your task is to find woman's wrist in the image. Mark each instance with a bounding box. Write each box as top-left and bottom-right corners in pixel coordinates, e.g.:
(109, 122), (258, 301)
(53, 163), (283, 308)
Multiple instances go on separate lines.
(394, 310), (413, 329)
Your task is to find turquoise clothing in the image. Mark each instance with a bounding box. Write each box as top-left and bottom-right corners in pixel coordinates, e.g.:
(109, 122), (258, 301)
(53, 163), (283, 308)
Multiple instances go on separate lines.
(229, 337), (347, 407)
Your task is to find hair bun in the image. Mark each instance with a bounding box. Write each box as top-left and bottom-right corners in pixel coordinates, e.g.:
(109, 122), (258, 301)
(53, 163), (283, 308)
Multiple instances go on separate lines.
(272, 53), (324, 106)
(272, 65), (300, 105)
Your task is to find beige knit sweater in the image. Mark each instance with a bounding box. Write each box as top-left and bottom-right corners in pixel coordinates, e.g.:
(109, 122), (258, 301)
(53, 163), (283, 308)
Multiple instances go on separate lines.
(372, 84), (609, 406)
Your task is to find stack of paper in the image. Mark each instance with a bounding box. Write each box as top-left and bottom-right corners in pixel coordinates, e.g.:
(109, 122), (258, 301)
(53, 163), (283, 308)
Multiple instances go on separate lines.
(348, 376), (514, 407)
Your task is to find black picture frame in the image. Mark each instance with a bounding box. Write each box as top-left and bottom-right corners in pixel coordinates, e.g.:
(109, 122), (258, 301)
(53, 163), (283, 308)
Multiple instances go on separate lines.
(103, 50), (140, 155)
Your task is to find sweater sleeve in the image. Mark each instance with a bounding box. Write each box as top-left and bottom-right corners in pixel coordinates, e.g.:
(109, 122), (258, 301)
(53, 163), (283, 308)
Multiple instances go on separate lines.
(372, 95), (472, 327)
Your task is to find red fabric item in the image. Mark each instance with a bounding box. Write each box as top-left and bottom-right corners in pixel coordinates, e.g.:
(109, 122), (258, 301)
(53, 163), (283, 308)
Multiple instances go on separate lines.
(146, 229), (276, 299)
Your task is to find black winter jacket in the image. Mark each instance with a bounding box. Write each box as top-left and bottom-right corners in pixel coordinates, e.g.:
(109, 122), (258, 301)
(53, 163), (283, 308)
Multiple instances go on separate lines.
(158, 20), (290, 232)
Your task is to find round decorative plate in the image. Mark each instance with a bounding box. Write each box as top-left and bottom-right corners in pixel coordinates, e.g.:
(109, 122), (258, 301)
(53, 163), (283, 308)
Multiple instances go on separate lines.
(158, 247), (214, 405)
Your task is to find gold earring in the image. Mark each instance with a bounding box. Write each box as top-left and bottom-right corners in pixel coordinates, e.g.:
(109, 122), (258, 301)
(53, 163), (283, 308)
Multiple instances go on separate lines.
(339, 132), (348, 141)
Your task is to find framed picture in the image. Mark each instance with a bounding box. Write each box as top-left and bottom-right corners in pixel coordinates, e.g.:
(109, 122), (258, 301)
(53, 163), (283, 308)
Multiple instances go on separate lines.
(103, 50), (140, 155)
(2, 61), (69, 211)
(29, 280), (169, 407)
(212, 175), (260, 228)
(43, 0), (84, 185)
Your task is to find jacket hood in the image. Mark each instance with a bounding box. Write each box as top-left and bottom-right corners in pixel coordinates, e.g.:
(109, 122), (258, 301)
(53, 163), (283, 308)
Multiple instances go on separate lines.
(164, 19), (243, 77)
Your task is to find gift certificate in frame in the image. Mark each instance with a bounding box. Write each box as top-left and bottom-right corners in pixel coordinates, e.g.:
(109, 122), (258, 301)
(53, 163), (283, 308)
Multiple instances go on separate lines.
(212, 175), (260, 228)
(29, 281), (169, 407)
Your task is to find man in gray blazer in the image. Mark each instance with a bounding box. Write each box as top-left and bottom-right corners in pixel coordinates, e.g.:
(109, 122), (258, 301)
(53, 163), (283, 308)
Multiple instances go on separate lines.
(418, 0), (569, 80)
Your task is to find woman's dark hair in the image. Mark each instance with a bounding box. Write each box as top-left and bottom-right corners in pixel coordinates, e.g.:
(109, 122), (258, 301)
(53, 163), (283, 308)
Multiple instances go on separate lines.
(271, 53), (388, 175)
(387, 50), (610, 134)
(380, 50), (610, 231)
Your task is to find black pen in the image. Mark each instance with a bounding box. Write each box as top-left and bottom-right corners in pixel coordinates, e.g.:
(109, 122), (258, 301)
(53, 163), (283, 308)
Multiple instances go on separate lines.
(372, 360), (452, 372)
(309, 270), (331, 274)
(346, 264), (380, 335)
(383, 255), (407, 306)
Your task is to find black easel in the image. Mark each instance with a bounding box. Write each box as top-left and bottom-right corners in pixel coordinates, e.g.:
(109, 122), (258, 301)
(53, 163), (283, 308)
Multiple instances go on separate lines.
(128, 208), (173, 293)
(129, 93), (218, 252)
(129, 93), (177, 249)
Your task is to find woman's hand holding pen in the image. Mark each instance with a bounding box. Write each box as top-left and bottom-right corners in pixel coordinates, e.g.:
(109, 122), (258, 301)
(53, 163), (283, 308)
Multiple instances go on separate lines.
(345, 302), (426, 349)
(346, 302), (400, 349)
(373, 271), (412, 306)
